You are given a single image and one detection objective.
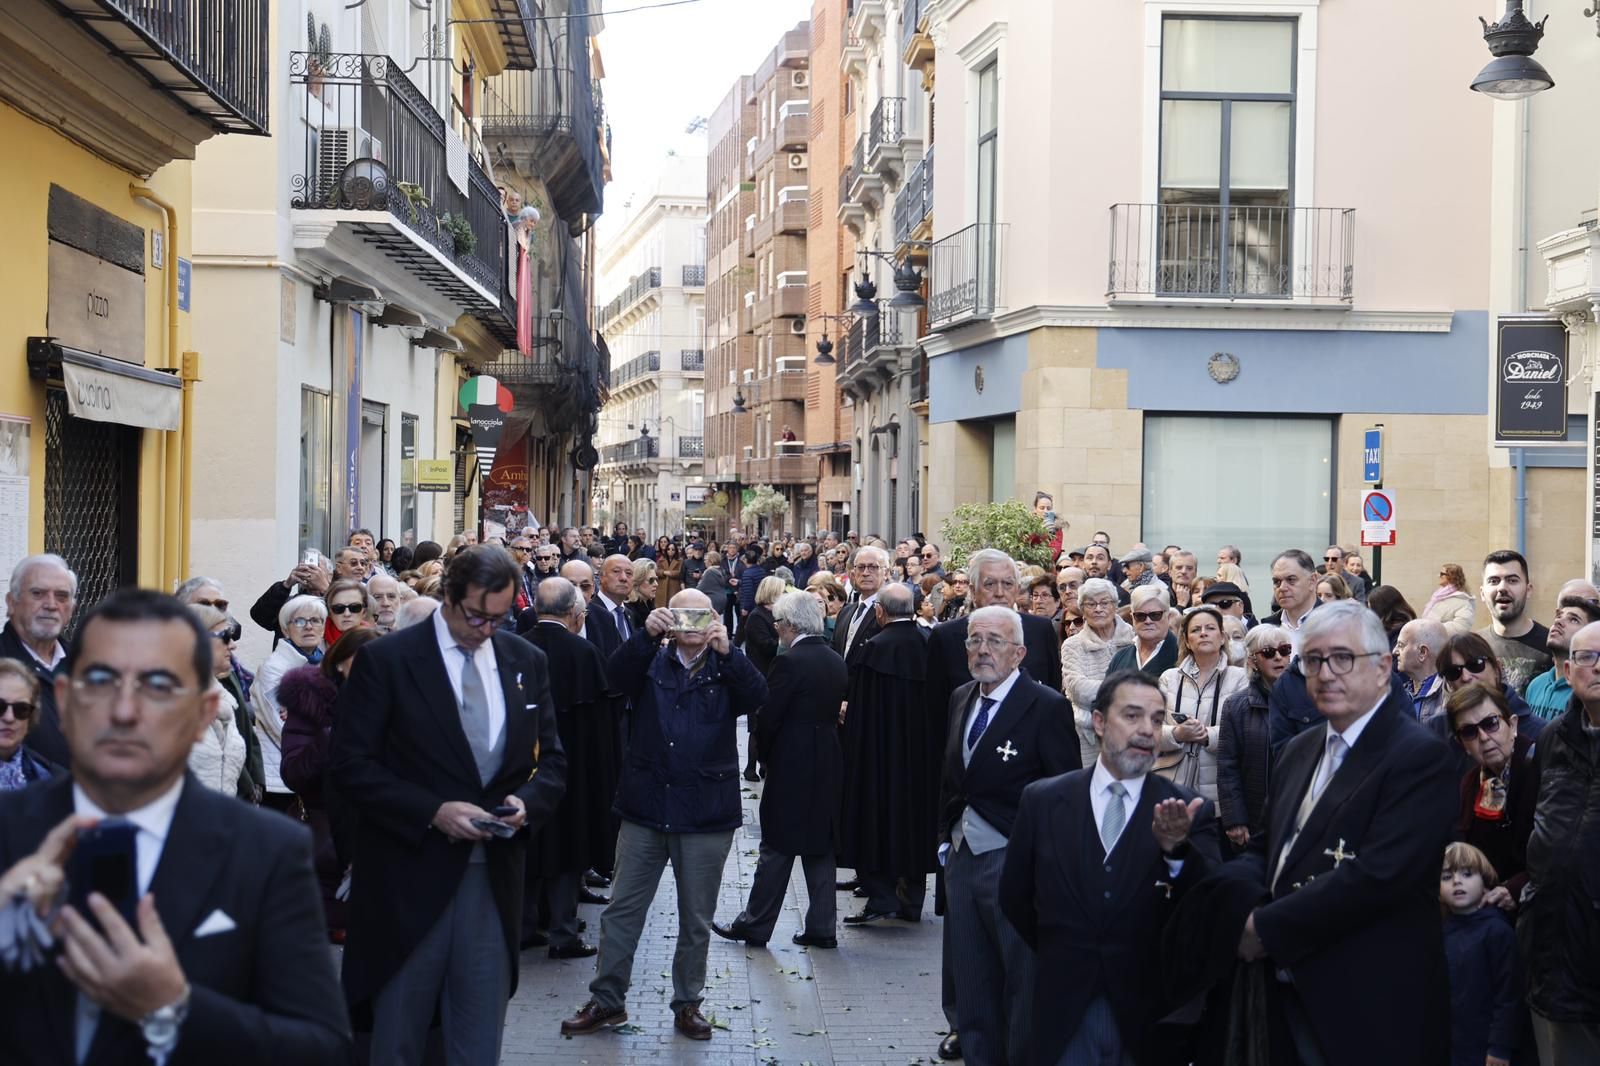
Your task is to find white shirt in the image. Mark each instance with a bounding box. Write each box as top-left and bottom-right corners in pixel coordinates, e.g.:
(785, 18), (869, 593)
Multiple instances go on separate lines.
(432, 608), (506, 748)
(72, 776), (186, 1061)
(20, 639), (65, 672)
(1280, 603), (1315, 653)
(1090, 758), (1185, 876)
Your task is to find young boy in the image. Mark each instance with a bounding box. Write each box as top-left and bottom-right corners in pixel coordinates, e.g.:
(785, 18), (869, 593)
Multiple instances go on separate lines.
(1441, 842), (1519, 1066)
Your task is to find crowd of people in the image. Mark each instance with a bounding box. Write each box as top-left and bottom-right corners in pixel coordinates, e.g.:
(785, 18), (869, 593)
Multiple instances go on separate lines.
(0, 498), (1597, 1066)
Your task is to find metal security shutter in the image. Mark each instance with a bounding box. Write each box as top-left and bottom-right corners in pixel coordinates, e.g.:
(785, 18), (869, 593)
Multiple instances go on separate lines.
(43, 389), (138, 617)
(454, 426), (471, 534)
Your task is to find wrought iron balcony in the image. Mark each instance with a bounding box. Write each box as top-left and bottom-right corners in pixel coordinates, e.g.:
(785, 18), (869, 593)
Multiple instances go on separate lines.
(480, 54), (605, 223)
(288, 52), (516, 340)
(602, 436), (659, 465)
(899, 0), (924, 57)
(611, 350), (660, 388)
(894, 145), (934, 251)
(929, 222), (1007, 331)
(680, 349), (706, 372)
(599, 267), (661, 327)
(678, 436), (705, 459)
(867, 97), (904, 162)
(682, 264), (706, 287)
(838, 137), (870, 233)
(1107, 204), (1355, 303)
(845, 317), (866, 367)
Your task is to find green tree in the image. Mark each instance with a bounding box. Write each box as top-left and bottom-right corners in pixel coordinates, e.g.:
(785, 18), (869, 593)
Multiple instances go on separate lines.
(939, 500), (1054, 570)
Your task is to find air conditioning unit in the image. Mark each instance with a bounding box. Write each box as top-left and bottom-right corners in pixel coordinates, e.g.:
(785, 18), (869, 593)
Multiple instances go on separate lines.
(789, 153), (808, 169)
(314, 126), (383, 206)
(791, 70), (809, 89)
(789, 317), (807, 335)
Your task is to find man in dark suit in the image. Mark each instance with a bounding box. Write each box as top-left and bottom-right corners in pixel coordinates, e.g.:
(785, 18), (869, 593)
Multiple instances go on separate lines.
(713, 588), (848, 948)
(0, 589), (350, 1065)
(923, 546), (1061, 1061)
(833, 544), (889, 664)
(5, 553), (78, 768)
(1234, 600), (1457, 1066)
(331, 546), (567, 1066)
(1000, 668), (1220, 1066)
(938, 605), (1082, 1066)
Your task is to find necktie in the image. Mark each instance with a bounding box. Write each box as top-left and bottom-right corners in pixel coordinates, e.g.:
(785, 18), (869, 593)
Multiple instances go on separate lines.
(966, 696), (996, 751)
(1100, 781), (1128, 853)
(1310, 733), (1348, 805)
(458, 647), (496, 786)
(845, 600), (870, 653)
(614, 604), (630, 641)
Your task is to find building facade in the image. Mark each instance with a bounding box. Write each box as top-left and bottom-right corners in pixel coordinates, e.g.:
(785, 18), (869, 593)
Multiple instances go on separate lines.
(595, 150), (708, 536)
(190, 0), (606, 657)
(0, 0), (268, 607)
(918, 0), (1496, 601)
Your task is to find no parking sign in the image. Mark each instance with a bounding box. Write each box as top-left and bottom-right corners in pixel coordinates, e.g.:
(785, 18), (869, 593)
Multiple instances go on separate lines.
(1360, 489), (1397, 547)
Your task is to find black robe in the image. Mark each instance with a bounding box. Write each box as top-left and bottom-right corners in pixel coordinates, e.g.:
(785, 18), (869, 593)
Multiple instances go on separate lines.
(837, 620), (941, 876)
(521, 621), (621, 875)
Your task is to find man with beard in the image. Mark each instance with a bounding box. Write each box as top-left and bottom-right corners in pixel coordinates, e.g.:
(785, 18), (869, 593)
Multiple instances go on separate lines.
(937, 606), (1082, 1065)
(368, 573), (402, 634)
(999, 668), (1216, 1066)
(1477, 550), (1553, 693)
(5, 554), (77, 767)
(838, 582), (939, 925)
(1083, 543), (1126, 606)
(520, 578), (619, 958)
(1525, 581), (1600, 719)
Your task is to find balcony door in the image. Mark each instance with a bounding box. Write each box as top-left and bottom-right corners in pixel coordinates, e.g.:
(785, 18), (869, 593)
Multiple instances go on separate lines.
(975, 61), (999, 314)
(1158, 17), (1294, 297)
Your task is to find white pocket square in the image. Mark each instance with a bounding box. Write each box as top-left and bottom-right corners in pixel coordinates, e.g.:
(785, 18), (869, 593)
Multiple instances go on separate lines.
(194, 909), (237, 938)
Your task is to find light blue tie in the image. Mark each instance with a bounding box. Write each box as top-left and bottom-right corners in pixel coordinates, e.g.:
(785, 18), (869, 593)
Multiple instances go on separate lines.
(614, 604), (630, 641)
(1100, 781), (1128, 853)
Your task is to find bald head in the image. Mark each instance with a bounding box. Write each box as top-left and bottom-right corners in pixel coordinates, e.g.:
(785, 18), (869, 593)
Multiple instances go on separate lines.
(670, 588), (712, 610)
(1559, 579), (1600, 604)
(1396, 618), (1448, 684)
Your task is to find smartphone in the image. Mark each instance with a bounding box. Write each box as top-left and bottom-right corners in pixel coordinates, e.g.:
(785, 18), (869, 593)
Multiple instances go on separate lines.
(66, 820), (139, 933)
(1171, 712), (1189, 724)
(1044, 510), (1058, 526)
(669, 607), (716, 633)
(470, 817), (518, 839)
(301, 549), (321, 568)
(490, 804), (519, 818)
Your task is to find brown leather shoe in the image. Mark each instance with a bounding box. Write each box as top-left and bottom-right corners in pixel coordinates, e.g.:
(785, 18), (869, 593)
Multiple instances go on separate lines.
(559, 1000), (627, 1036)
(674, 1006), (713, 1041)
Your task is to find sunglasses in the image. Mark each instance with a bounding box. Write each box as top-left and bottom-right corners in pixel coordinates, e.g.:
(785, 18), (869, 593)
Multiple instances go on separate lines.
(0, 700), (35, 721)
(211, 624), (242, 644)
(1063, 617), (1085, 630)
(1454, 714), (1506, 742)
(1255, 644), (1294, 660)
(328, 603), (365, 616)
(1131, 610), (1166, 623)
(192, 597), (230, 612)
(1439, 657), (1489, 682)
(1209, 598), (1239, 610)
(1324, 555), (1341, 562)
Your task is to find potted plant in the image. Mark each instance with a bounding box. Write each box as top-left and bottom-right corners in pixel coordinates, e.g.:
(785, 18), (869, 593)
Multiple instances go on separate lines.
(395, 183), (430, 224)
(939, 500), (1055, 570)
(438, 212), (477, 257)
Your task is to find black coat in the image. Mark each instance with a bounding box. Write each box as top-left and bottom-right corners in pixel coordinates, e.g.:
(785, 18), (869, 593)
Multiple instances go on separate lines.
(329, 622), (566, 1009)
(1519, 702), (1600, 1023)
(743, 605), (780, 676)
(1000, 769), (1219, 1066)
(757, 636), (847, 855)
(1454, 729), (1539, 901)
(1106, 632), (1178, 679)
(3, 622), (67, 768)
(1245, 689), (1457, 1066)
(925, 612), (1064, 731)
(938, 674), (1082, 847)
(0, 774), (351, 1065)
(832, 597), (883, 665)
(1216, 677), (1273, 836)
(522, 621), (621, 875)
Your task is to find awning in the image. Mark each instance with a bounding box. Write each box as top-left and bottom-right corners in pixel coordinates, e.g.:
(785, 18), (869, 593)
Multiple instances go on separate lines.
(27, 339), (181, 431)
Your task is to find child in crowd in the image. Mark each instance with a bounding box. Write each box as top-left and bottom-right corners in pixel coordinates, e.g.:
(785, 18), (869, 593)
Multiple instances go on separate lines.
(1441, 842), (1519, 1066)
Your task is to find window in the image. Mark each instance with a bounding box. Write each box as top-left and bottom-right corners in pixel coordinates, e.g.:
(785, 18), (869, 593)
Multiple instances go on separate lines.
(299, 387), (332, 555)
(976, 62), (999, 311)
(1142, 415), (1331, 568)
(1158, 17), (1295, 296)
(400, 413), (418, 546)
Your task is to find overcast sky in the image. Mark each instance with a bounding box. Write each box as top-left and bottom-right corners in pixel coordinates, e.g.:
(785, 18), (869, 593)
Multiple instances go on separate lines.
(595, 0), (811, 242)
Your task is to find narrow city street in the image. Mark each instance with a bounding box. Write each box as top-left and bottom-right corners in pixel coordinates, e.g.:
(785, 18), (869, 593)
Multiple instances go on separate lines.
(504, 739), (946, 1066)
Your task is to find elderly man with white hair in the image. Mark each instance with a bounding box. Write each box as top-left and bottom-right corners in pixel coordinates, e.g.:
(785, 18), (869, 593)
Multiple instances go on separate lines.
(833, 545), (891, 662)
(3, 553), (78, 767)
(936, 604), (1082, 1066)
(368, 572), (403, 634)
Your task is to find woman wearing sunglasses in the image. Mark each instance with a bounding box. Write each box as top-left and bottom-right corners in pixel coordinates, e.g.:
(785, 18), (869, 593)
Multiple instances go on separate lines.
(0, 658), (53, 791)
(1446, 683), (1538, 912)
(1215, 623), (1293, 852)
(186, 604), (252, 797)
(323, 579), (374, 648)
(1430, 633), (1547, 775)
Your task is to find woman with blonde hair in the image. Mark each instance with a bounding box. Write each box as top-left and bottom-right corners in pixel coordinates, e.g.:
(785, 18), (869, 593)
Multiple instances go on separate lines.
(806, 571), (848, 641)
(628, 557), (659, 630)
(741, 574), (788, 781)
(1424, 562), (1476, 636)
(1215, 561), (1250, 592)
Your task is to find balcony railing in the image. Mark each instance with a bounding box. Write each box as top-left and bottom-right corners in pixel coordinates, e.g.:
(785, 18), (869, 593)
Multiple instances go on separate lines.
(678, 436), (705, 458)
(680, 348), (705, 372)
(868, 97), (904, 158)
(288, 53), (512, 310)
(600, 267), (661, 326)
(682, 263), (706, 287)
(613, 350), (660, 387)
(845, 317), (866, 366)
(1107, 204), (1355, 303)
(93, 0), (269, 133)
(894, 144), (933, 249)
(480, 57), (605, 222)
(602, 436), (659, 464)
(865, 302), (909, 355)
(840, 136), (867, 208)
(929, 222), (1007, 331)
(899, 0), (924, 56)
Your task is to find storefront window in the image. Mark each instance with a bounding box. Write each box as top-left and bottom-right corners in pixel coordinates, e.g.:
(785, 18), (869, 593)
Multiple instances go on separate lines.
(299, 387), (332, 556)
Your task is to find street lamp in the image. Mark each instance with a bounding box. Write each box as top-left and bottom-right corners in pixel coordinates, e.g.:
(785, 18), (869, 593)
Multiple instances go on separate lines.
(731, 388), (748, 414)
(809, 312), (857, 366)
(1471, 0), (1554, 99)
(851, 248), (929, 317)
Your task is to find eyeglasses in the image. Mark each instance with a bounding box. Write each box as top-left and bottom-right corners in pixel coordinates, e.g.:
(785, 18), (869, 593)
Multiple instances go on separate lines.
(1570, 649), (1600, 669)
(1255, 644), (1295, 661)
(1209, 598), (1239, 611)
(70, 667), (194, 707)
(1454, 714), (1508, 742)
(964, 635), (1019, 651)
(1131, 610), (1166, 623)
(459, 607), (500, 629)
(1324, 555), (1341, 562)
(1438, 656), (1490, 682)
(510, 545), (532, 553)
(328, 603), (365, 616)
(288, 617), (321, 630)
(0, 701), (35, 721)
(854, 563), (884, 573)
(1303, 651), (1382, 676)
(192, 597), (230, 612)
(211, 624), (242, 644)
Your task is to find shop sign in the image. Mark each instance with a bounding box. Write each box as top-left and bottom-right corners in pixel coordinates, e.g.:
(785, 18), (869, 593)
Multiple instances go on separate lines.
(1495, 318), (1569, 445)
(61, 356), (179, 431)
(415, 459), (452, 492)
(47, 241), (145, 363)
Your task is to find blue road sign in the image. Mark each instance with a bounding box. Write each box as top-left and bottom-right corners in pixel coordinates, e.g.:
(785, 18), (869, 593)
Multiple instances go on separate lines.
(1363, 427), (1382, 483)
(177, 258), (191, 312)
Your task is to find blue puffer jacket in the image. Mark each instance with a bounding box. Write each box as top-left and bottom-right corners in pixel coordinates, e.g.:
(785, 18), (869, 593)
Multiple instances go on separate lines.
(608, 630), (769, 833)
(737, 563), (768, 615)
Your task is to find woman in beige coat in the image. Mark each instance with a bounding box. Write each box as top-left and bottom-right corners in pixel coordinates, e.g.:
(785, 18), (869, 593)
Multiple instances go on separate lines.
(1060, 578), (1134, 767)
(1422, 563), (1476, 636)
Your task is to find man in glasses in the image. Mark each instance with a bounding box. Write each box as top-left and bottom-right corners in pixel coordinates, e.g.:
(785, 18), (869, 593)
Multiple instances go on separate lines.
(1523, 583), (1600, 721)
(0, 589), (352, 1063)
(4, 553), (78, 768)
(1477, 549), (1552, 694)
(1393, 619), (1449, 722)
(331, 545), (565, 1065)
(1201, 581), (1255, 625)
(1232, 600), (1457, 1066)
(1318, 545), (1345, 576)
(920, 542), (946, 579)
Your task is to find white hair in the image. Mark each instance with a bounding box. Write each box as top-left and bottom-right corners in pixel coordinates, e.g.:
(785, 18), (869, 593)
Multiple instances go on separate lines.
(966, 548), (1019, 582)
(1129, 584), (1171, 610)
(173, 576), (224, 602)
(1300, 600), (1388, 656)
(772, 588), (824, 635)
(9, 554), (77, 600)
(396, 597), (441, 629)
(278, 593), (327, 633)
(967, 604), (1024, 644)
(1078, 577), (1118, 607)
(852, 544), (891, 569)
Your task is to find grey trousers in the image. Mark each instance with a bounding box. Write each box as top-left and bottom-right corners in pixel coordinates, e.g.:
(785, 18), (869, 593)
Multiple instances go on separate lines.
(589, 821), (735, 1014)
(946, 841), (1034, 1066)
(1533, 1013), (1600, 1066)
(371, 864), (511, 1066)
(738, 841), (835, 941)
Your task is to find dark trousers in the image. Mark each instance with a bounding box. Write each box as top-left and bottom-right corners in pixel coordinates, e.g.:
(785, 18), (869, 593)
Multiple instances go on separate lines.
(946, 842), (1033, 1066)
(521, 870), (581, 948)
(859, 871), (926, 915)
(737, 841), (835, 940)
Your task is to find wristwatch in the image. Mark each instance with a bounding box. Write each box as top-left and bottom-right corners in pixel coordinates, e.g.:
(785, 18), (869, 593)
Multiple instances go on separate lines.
(139, 984), (190, 1063)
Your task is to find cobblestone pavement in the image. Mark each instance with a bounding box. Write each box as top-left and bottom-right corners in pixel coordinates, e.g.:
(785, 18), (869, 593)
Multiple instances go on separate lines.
(500, 751), (948, 1066)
